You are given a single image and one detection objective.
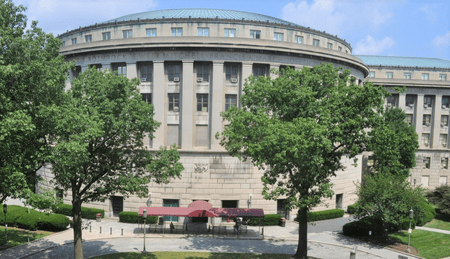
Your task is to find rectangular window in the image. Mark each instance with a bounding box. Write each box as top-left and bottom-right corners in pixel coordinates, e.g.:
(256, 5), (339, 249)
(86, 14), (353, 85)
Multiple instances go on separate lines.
(146, 28), (157, 37)
(424, 158), (431, 169)
(442, 158), (449, 169)
(423, 114), (431, 126)
(62, 41), (66, 47)
(440, 74), (447, 81)
(171, 27), (183, 36)
(71, 38), (77, 45)
(123, 30), (132, 39)
(102, 32), (111, 41)
(113, 64), (127, 76)
(167, 64), (181, 82)
(197, 94), (208, 112)
(442, 115), (449, 127)
(221, 200), (238, 222)
(250, 30), (261, 39)
(141, 93), (152, 104)
(327, 43), (333, 49)
(226, 64), (239, 83)
(422, 73), (429, 80)
(168, 93), (180, 112)
(440, 134), (448, 147)
(224, 28), (236, 37)
(369, 71), (375, 78)
(386, 72), (393, 79)
(253, 64), (268, 77)
(387, 95), (397, 107)
(139, 63), (152, 82)
(424, 96), (433, 108)
(72, 66), (81, 78)
(313, 39), (320, 46)
(274, 32), (283, 41)
(89, 64), (102, 71)
(225, 94), (237, 111)
(406, 95), (415, 107)
(404, 72), (411, 80)
(422, 133), (430, 146)
(85, 35), (92, 42)
(443, 96), (450, 109)
(196, 63), (210, 82)
(338, 46), (342, 51)
(295, 35), (303, 43)
(163, 199), (179, 222)
(406, 114), (413, 125)
(198, 27), (209, 36)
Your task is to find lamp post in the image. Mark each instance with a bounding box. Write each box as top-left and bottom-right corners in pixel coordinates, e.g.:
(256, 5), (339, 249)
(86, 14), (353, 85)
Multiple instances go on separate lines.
(3, 204), (7, 247)
(142, 209), (148, 254)
(248, 193), (252, 209)
(407, 208), (414, 253)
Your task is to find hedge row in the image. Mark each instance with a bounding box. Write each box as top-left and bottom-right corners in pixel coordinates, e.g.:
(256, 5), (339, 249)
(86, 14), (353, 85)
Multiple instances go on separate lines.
(347, 203), (358, 214)
(53, 204), (105, 219)
(343, 216), (416, 237)
(308, 209), (345, 222)
(119, 211), (158, 224)
(244, 214), (282, 226)
(0, 205), (70, 231)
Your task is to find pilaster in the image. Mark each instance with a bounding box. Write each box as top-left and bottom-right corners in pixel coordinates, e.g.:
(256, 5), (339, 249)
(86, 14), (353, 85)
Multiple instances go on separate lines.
(152, 61), (165, 148)
(181, 61), (194, 150)
(415, 94), (424, 147)
(126, 62), (137, 79)
(211, 62), (224, 150)
(433, 94), (442, 148)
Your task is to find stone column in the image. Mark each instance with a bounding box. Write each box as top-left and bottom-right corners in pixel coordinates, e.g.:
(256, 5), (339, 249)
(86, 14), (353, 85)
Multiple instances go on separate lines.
(181, 61), (194, 150)
(152, 61), (165, 148)
(102, 63), (111, 72)
(398, 93), (406, 110)
(211, 62), (224, 150)
(240, 62), (253, 107)
(270, 64), (279, 79)
(415, 94), (424, 147)
(433, 94), (442, 148)
(126, 62), (137, 79)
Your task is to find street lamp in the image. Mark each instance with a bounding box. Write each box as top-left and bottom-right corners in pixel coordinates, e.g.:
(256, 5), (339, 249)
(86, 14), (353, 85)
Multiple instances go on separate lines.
(407, 208), (414, 253)
(146, 192), (152, 207)
(3, 204), (7, 247)
(142, 209), (148, 254)
(248, 193), (252, 208)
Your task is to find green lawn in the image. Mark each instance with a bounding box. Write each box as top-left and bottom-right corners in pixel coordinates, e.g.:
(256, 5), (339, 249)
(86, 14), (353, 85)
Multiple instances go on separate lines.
(424, 214), (450, 231)
(390, 229), (450, 259)
(0, 226), (54, 251)
(91, 252), (313, 259)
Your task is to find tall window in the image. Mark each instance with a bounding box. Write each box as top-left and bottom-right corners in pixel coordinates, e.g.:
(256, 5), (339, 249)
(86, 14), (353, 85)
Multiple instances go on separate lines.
(85, 35), (92, 42)
(406, 95), (415, 107)
(406, 114), (413, 125)
(424, 96), (433, 107)
(313, 39), (320, 46)
(198, 27), (209, 36)
(141, 93), (152, 104)
(422, 73), (429, 80)
(196, 63), (210, 82)
(423, 114), (431, 126)
(387, 95), (397, 107)
(338, 46), (342, 51)
(253, 64), (268, 77)
(113, 64), (127, 76)
(442, 158), (449, 169)
(197, 94), (208, 112)
(404, 72), (411, 79)
(424, 157), (431, 169)
(442, 115), (449, 127)
(250, 30), (261, 39)
(62, 41), (66, 47)
(139, 63), (152, 82)
(443, 96), (450, 109)
(440, 74), (447, 81)
(168, 64), (181, 82)
(123, 30), (132, 38)
(71, 38), (77, 45)
(171, 27), (183, 36)
(369, 71), (375, 78)
(146, 28), (157, 37)
(102, 32), (111, 41)
(386, 72), (393, 79)
(327, 43), (333, 49)
(168, 93), (180, 112)
(72, 66), (81, 78)
(274, 32), (283, 41)
(224, 29), (236, 37)
(440, 134), (448, 147)
(422, 133), (430, 146)
(226, 64), (239, 83)
(225, 94), (237, 111)
(295, 35), (303, 43)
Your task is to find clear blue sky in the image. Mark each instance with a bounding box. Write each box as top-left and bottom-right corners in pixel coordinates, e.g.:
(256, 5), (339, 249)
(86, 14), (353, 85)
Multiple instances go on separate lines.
(14, 0), (450, 60)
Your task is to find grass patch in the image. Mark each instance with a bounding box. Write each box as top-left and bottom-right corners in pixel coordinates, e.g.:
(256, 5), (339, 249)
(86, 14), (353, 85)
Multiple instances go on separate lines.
(390, 229), (450, 259)
(424, 214), (450, 231)
(91, 252), (316, 259)
(0, 226), (54, 251)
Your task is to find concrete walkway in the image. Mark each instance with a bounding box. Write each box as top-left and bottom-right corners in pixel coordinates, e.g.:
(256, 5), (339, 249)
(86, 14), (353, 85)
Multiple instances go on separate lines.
(416, 226), (450, 235)
(0, 217), (422, 259)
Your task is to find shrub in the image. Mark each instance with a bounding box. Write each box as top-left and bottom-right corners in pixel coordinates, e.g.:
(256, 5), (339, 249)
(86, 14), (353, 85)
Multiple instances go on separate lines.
(416, 202), (436, 226)
(0, 205), (29, 226)
(119, 211), (157, 224)
(1, 206), (70, 231)
(16, 211), (40, 231)
(347, 203), (358, 214)
(53, 204), (105, 219)
(39, 213), (71, 231)
(308, 209), (345, 222)
(244, 214), (282, 226)
(343, 217), (383, 237)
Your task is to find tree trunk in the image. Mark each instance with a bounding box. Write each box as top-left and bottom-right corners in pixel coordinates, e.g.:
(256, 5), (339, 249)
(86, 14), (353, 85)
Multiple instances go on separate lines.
(73, 198), (84, 259)
(294, 207), (308, 259)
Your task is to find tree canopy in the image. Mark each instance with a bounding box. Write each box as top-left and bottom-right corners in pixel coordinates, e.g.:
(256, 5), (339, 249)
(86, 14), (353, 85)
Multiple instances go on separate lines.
(48, 68), (184, 259)
(0, 0), (70, 203)
(217, 64), (388, 258)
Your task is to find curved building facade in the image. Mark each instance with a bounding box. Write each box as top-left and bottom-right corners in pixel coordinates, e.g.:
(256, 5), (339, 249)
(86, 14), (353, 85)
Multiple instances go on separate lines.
(41, 9), (373, 218)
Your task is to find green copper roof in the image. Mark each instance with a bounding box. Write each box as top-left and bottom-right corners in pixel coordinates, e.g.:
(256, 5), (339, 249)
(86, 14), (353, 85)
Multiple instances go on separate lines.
(356, 55), (450, 69)
(103, 8), (300, 27)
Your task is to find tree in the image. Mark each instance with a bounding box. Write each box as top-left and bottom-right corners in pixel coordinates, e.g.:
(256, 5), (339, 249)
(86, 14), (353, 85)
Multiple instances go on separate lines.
(427, 185), (450, 215)
(217, 64), (387, 258)
(0, 0), (69, 203)
(48, 68), (184, 259)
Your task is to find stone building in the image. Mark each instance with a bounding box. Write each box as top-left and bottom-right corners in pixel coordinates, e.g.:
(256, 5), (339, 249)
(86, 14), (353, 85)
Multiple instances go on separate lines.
(36, 8), (449, 219)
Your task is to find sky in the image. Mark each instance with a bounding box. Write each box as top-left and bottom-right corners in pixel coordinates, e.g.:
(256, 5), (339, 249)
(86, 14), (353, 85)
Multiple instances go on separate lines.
(13, 0), (450, 60)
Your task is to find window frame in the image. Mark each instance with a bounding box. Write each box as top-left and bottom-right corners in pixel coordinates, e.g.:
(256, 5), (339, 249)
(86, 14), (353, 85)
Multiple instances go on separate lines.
(369, 71), (375, 78)
(224, 28), (236, 37)
(122, 30), (132, 39)
(139, 63), (153, 83)
(313, 39), (320, 46)
(196, 63), (211, 82)
(85, 34), (92, 43)
(171, 27), (183, 37)
(273, 32), (283, 41)
(146, 28), (157, 37)
(422, 73), (429, 80)
(422, 133), (430, 146)
(250, 30), (261, 39)
(442, 158), (449, 169)
(327, 42), (333, 49)
(440, 134), (448, 147)
(338, 46), (342, 51)
(424, 157), (431, 169)
(406, 95), (415, 107)
(197, 93), (209, 112)
(440, 74), (448, 81)
(386, 72), (393, 79)
(442, 115), (449, 127)
(168, 93), (180, 112)
(225, 94), (237, 111)
(424, 96), (433, 107)
(404, 72), (411, 80)
(225, 64), (239, 83)
(71, 38), (77, 45)
(295, 35), (303, 44)
(102, 32), (111, 41)
(406, 114), (413, 125)
(113, 63), (127, 76)
(423, 114), (431, 126)
(167, 64), (181, 82)
(198, 27), (209, 37)
(141, 93), (152, 104)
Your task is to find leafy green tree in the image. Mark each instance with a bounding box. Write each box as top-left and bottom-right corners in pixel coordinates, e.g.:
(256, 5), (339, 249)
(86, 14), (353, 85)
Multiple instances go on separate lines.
(217, 64), (387, 259)
(0, 0), (69, 203)
(48, 68), (184, 259)
(427, 185), (450, 215)
(23, 188), (62, 214)
(369, 106), (418, 179)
